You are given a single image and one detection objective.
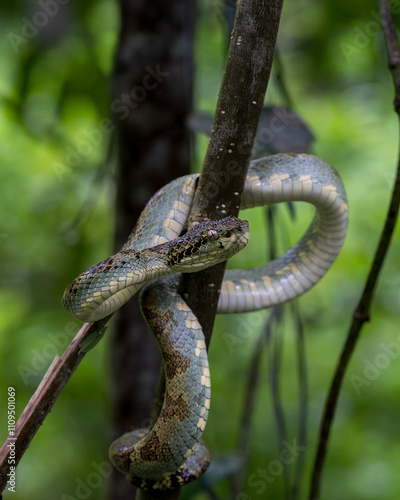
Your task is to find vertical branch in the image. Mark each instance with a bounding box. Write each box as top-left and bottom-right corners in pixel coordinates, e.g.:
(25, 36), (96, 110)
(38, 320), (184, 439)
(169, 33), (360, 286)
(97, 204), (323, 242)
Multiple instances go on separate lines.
(267, 307), (290, 499)
(309, 2), (400, 498)
(229, 313), (269, 499)
(274, 48), (294, 109)
(181, 0), (284, 345)
(291, 301), (307, 500)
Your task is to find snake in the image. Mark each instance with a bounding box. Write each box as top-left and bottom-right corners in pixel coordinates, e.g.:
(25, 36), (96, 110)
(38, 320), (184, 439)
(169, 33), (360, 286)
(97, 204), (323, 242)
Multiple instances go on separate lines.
(62, 153), (348, 491)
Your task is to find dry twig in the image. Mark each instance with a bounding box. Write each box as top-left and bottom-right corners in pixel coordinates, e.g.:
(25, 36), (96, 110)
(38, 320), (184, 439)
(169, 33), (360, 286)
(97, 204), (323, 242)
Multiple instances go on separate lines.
(0, 317), (109, 493)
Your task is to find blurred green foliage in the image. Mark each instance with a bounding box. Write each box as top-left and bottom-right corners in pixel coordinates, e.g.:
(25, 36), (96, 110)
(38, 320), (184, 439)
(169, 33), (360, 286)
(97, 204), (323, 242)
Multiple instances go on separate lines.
(0, 1), (400, 499)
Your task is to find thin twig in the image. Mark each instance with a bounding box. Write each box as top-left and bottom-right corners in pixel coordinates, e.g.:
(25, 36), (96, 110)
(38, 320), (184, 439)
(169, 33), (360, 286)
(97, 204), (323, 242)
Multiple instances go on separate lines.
(274, 48), (294, 109)
(229, 309), (272, 499)
(309, 3), (400, 498)
(290, 301), (307, 500)
(229, 202), (283, 498)
(0, 317), (110, 493)
(267, 306), (290, 499)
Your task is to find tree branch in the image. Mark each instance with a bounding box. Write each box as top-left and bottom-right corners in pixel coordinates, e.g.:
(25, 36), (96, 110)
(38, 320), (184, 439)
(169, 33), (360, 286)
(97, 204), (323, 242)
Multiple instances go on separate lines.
(309, 3), (400, 498)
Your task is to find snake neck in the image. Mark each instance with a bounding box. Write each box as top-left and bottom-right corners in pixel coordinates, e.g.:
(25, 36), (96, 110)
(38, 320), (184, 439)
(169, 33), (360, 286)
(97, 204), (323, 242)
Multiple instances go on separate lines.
(62, 247), (173, 322)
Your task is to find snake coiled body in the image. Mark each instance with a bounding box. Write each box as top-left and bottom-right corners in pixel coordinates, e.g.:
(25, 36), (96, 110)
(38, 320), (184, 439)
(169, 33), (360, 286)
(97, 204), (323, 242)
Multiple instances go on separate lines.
(63, 154), (348, 490)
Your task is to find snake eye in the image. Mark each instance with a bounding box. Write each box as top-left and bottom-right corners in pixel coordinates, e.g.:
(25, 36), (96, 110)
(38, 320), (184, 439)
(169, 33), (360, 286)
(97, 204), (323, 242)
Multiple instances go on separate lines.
(207, 229), (219, 241)
(224, 231), (232, 238)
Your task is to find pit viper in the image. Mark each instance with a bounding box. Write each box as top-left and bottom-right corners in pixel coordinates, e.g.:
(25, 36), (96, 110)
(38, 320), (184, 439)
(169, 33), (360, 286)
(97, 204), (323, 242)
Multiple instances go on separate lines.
(63, 153), (348, 490)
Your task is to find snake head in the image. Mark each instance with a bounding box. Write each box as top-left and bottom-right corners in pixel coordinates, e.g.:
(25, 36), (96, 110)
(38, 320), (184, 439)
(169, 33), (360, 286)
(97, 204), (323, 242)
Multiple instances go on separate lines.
(165, 216), (250, 271)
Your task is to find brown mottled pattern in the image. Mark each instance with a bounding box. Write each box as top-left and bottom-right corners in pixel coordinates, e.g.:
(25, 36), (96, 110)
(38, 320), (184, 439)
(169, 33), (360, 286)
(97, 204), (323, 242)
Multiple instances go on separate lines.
(142, 308), (177, 343)
(164, 217), (244, 267)
(161, 394), (190, 422)
(163, 351), (190, 379)
(165, 236), (208, 266)
(139, 432), (173, 462)
(142, 306), (191, 378)
(128, 443), (211, 491)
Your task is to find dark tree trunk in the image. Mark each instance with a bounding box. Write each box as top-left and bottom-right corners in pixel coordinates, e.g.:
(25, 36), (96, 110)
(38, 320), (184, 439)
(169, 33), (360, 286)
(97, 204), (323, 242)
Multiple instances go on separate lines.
(108, 2), (195, 498)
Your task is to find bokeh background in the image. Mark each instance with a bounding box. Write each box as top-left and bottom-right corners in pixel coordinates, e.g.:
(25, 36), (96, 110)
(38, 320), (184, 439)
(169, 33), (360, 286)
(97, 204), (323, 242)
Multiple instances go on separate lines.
(0, 0), (400, 499)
